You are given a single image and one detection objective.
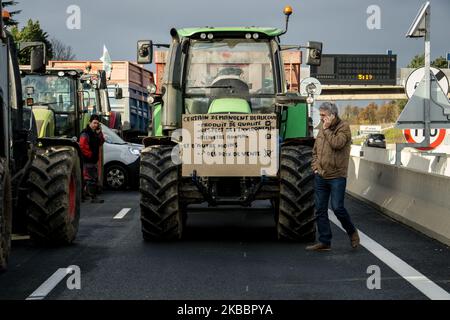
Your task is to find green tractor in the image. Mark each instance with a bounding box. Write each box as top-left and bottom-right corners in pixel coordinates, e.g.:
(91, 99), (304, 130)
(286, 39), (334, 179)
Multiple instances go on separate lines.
(20, 67), (110, 137)
(136, 6), (323, 241)
(0, 6), (82, 271)
(20, 67), (112, 195)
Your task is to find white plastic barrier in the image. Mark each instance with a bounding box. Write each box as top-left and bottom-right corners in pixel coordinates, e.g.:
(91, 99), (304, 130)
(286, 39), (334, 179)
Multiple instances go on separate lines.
(347, 156), (450, 246)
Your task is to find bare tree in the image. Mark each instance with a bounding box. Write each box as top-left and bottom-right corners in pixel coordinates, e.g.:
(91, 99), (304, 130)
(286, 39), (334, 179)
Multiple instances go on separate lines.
(50, 38), (76, 61)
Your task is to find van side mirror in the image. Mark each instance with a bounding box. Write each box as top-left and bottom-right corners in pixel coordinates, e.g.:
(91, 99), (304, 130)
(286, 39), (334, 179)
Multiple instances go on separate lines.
(137, 40), (153, 64)
(306, 41), (322, 66)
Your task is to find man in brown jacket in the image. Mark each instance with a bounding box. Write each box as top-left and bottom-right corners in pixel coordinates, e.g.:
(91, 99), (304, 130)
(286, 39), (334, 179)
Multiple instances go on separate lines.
(306, 102), (360, 251)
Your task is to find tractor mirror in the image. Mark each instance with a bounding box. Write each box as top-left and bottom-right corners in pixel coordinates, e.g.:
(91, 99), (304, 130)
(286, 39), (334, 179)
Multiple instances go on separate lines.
(275, 93), (306, 106)
(98, 70), (108, 89)
(30, 45), (46, 73)
(306, 41), (322, 66)
(114, 86), (123, 99)
(26, 86), (34, 96)
(137, 40), (153, 64)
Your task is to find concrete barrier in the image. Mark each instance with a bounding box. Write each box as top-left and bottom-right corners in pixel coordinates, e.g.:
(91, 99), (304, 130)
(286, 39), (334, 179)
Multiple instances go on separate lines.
(351, 145), (450, 177)
(347, 156), (450, 246)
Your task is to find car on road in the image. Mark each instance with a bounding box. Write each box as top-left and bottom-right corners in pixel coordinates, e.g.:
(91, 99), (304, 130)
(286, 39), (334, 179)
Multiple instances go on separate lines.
(102, 125), (143, 190)
(364, 133), (386, 148)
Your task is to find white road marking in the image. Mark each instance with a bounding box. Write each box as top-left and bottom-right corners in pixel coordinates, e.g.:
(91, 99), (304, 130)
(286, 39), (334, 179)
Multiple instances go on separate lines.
(26, 267), (74, 300)
(113, 208), (131, 220)
(329, 209), (450, 300)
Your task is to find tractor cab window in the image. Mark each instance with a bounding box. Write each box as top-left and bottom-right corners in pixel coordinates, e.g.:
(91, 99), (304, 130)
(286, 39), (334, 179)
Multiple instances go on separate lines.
(185, 39), (275, 114)
(21, 74), (77, 137)
(21, 75), (76, 112)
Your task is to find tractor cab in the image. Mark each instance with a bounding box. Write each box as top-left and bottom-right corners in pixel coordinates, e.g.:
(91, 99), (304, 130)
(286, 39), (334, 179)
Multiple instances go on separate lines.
(20, 68), (83, 139)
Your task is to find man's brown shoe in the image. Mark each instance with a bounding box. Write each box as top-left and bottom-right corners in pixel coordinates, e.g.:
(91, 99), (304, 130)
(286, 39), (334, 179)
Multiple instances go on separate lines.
(350, 231), (360, 248)
(306, 243), (331, 251)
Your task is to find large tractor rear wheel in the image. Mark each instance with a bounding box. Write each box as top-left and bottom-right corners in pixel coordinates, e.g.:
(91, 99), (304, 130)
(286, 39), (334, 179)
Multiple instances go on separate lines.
(277, 145), (316, 241)
(26, 146), (81, 245)
(0, 158), (12, 271)
(140, 145), (183, 241)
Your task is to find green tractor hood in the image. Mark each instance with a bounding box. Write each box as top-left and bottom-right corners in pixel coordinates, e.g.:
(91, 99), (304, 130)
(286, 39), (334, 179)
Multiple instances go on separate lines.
(208, 98), (251, 114)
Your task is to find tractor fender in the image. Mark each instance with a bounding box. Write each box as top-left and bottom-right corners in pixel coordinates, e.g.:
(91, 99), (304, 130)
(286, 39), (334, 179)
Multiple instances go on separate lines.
(36, 137), (84, 168)
(281, 137), (315, 148)
(142, 136), (176, 148)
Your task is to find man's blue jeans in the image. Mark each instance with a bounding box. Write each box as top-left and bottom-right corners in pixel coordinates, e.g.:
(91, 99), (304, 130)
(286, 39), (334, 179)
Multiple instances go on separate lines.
(314, 174), (356, 246)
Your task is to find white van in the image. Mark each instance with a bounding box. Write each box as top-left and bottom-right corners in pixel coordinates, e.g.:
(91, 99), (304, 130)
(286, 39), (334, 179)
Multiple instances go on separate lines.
(102, 125), (143, 190)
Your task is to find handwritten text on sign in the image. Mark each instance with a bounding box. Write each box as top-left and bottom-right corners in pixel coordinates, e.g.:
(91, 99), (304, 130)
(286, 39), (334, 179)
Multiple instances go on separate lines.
(181, 114), (279, 177)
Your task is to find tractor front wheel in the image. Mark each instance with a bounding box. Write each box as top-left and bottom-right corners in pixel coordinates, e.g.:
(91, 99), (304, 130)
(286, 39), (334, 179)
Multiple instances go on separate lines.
(26, 146), (81, 245)
(140, 145), (183, 241)
(277, 145), (316, 241)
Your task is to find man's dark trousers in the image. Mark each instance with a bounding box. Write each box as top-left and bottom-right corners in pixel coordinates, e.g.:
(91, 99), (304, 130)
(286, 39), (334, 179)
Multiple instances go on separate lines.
(314, 174), (356, 246)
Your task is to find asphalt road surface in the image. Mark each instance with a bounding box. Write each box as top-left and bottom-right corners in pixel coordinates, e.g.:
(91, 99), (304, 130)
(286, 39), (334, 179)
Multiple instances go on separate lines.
(0, 191), (449, 300)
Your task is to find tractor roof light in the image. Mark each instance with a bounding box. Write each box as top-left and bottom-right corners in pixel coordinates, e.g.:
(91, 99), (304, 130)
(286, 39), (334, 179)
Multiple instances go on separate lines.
(245, 33), (252, 39)
(58, 71), (65, 77)
(280, 5), (293, 36)
(207, 33), (214, 40)
(252, 33), (259, 39)
(200, 33), (207, 39)
(284, 6), (293, 16)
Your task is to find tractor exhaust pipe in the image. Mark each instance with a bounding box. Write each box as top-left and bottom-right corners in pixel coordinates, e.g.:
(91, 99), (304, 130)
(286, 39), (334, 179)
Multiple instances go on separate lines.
(161, 28), (183, 133)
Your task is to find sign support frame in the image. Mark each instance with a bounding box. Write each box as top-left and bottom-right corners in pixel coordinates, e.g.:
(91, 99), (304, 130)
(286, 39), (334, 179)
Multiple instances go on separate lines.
(395, 2), (433, 166)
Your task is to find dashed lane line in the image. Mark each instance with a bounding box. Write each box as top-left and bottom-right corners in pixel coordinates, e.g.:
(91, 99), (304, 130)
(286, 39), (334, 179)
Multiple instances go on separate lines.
(113, 208), (131, 220)
(25, 267), (74, 300)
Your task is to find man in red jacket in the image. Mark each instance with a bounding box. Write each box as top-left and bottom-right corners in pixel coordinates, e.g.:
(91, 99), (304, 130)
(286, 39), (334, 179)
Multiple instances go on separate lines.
(79, 114), (105, 203)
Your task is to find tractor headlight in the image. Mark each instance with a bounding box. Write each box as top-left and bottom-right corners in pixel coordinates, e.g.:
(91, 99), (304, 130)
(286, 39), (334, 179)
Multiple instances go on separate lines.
(129, 147), (141, 156)
(147, 83), (157, 94)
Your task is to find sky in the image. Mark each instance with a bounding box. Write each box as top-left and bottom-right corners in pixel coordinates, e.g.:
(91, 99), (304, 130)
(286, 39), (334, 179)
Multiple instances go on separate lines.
(12, 0), (450, 68)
